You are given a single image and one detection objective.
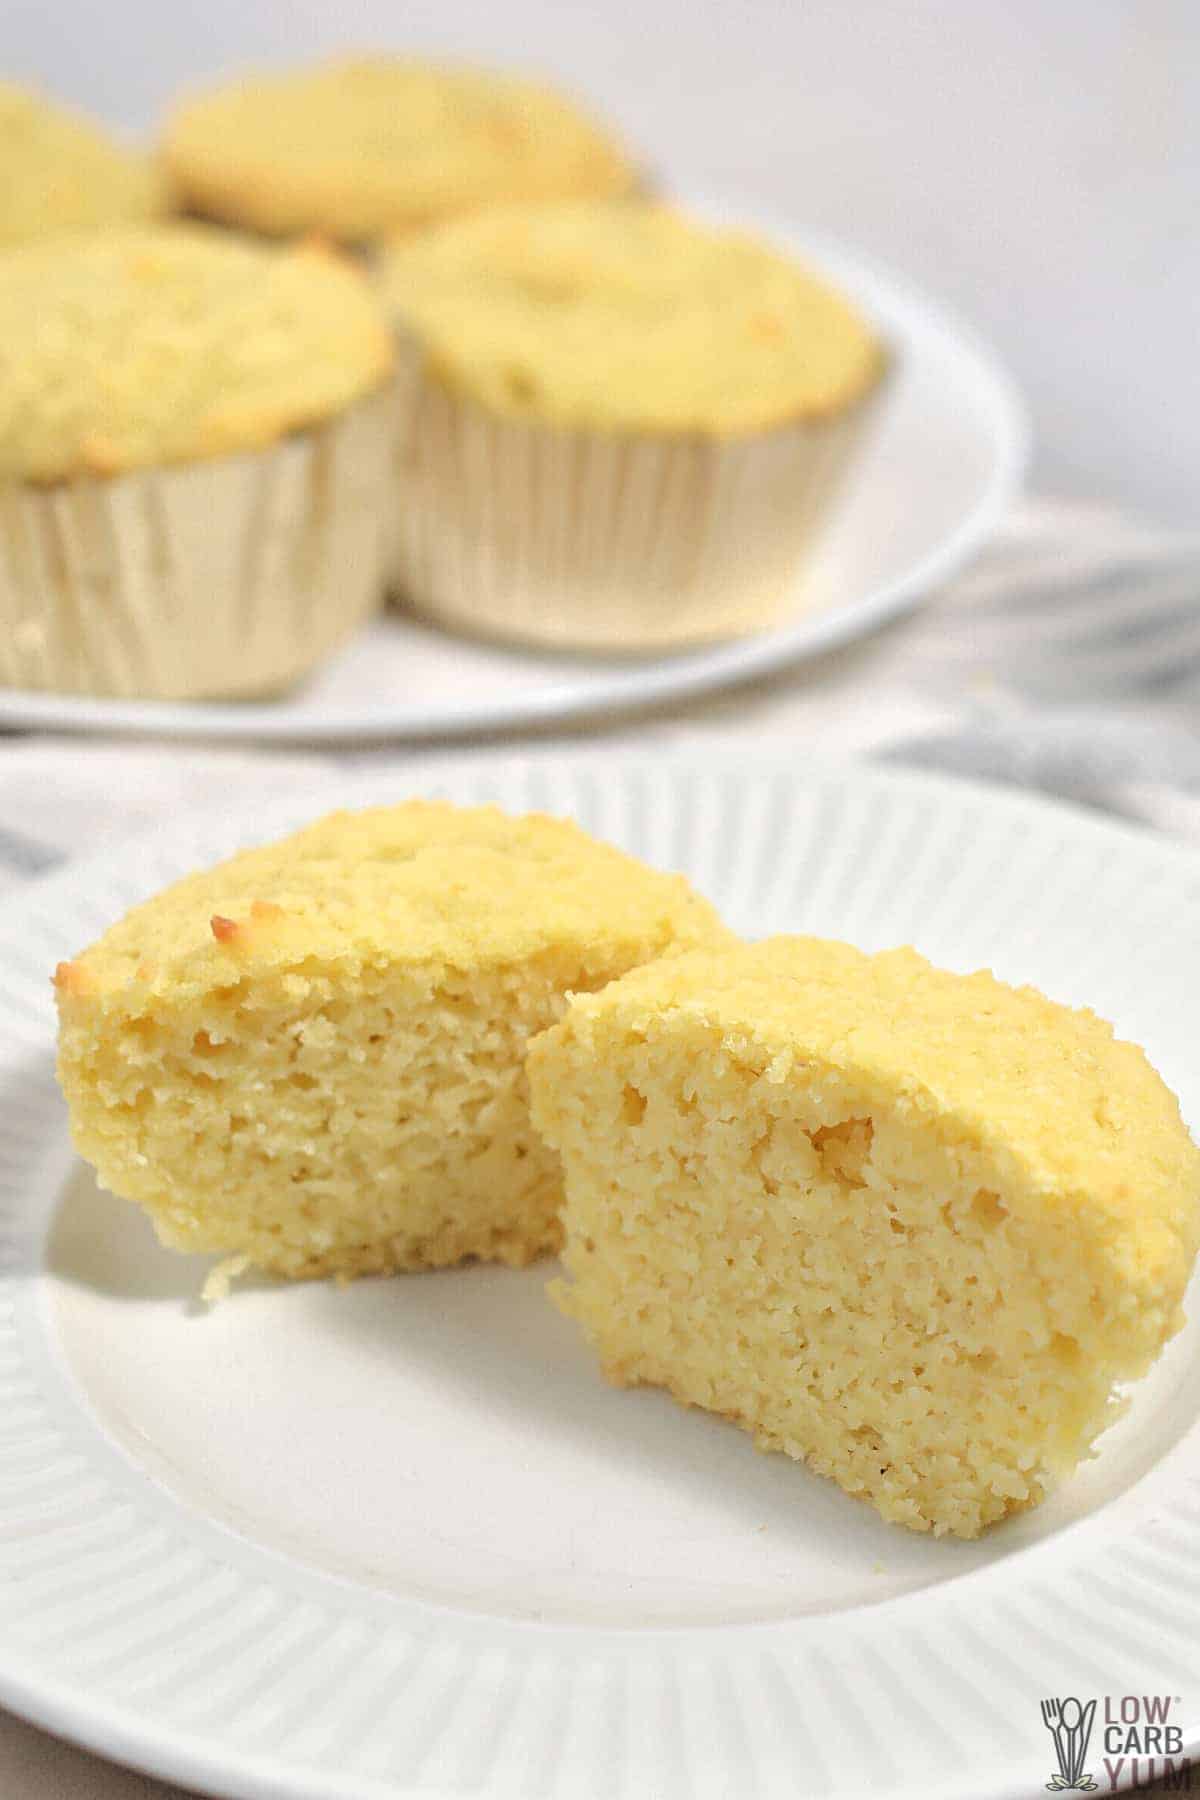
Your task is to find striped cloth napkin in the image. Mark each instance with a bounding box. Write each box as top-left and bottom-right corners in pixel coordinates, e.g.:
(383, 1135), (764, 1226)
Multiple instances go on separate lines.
(0, 497), (1198, 888)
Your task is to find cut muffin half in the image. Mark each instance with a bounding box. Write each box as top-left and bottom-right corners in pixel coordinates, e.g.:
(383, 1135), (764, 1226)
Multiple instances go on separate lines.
(55, 802), (726, 1290)
(527, 936), (1200, 1537)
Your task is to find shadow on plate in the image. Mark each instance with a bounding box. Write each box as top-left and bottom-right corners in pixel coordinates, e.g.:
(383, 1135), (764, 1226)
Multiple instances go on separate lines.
(44, 1163), (278, 1308)
(42, 1156), (1200, 1618)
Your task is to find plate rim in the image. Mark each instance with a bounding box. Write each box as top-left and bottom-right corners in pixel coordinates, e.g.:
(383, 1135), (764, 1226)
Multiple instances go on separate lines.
(9, 745), (1200, 913)
(0, 204), (1030, 745)
(2, 749), (1197, 1800)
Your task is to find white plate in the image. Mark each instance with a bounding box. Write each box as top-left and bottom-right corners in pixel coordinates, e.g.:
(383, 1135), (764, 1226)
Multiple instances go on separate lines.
(0, 206), (1027, 744)
(3, 751), (1197, 1800)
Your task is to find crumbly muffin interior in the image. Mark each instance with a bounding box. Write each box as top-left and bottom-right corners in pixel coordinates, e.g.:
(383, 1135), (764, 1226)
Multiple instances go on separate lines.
(63, 950), (610, 1284)
(55, 802), (726, 1286)
(528, 938), (1200, 1537)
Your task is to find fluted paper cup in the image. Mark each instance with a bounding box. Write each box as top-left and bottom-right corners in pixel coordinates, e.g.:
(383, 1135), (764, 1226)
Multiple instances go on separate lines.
(0, 382), (396, 700)
(388, 340), (884, 652)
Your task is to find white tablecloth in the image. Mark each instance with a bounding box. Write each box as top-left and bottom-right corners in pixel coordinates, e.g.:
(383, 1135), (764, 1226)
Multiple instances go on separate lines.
(3, 496), (1198, 1798)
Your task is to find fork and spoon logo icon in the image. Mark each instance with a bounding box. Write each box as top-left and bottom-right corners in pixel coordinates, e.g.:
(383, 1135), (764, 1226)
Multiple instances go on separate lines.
(1042, 1696), (1098, 1791)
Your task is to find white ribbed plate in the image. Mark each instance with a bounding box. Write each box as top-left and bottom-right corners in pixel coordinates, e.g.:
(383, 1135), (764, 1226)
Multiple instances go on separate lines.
(1, 751), (1198, 1800)
(0, 201), (1026, 744)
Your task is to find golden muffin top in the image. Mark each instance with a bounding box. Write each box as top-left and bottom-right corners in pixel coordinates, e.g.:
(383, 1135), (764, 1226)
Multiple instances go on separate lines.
(380, 202), (884, 435)
(164, 57), (637, 241)
(0, 226), (394, 482)
(0, 81), (168, 247)
(53, 802), (727, 1001)
(540, 934), (1200, 1270)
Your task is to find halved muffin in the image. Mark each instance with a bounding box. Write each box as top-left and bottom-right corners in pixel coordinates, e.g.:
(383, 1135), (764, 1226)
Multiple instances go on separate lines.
(528, 936), (1200, 1536)
(55, 802), (727, 1289)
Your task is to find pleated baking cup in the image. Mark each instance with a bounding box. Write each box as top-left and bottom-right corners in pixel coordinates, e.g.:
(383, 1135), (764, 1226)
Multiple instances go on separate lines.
(0, 382), (396, 701)
(388, 351), (885, 652)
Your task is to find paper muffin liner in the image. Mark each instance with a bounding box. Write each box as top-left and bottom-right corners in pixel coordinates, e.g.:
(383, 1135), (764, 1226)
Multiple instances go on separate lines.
(388, 341), (885, 651)
(0, 382), (396, 701)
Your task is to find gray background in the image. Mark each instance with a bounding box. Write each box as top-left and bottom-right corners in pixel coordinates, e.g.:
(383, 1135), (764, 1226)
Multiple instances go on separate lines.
(9, 0), (1198, 523)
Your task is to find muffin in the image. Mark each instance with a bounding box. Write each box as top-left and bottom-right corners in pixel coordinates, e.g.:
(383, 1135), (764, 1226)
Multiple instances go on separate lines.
(380, 203), (886, 649)
(164, 57), (637, 243)
(527, 937), (1200, 1537)
(54, 801), (728, 1290)
(0, 225), (395, 699)
(0, 81), (169, 246)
